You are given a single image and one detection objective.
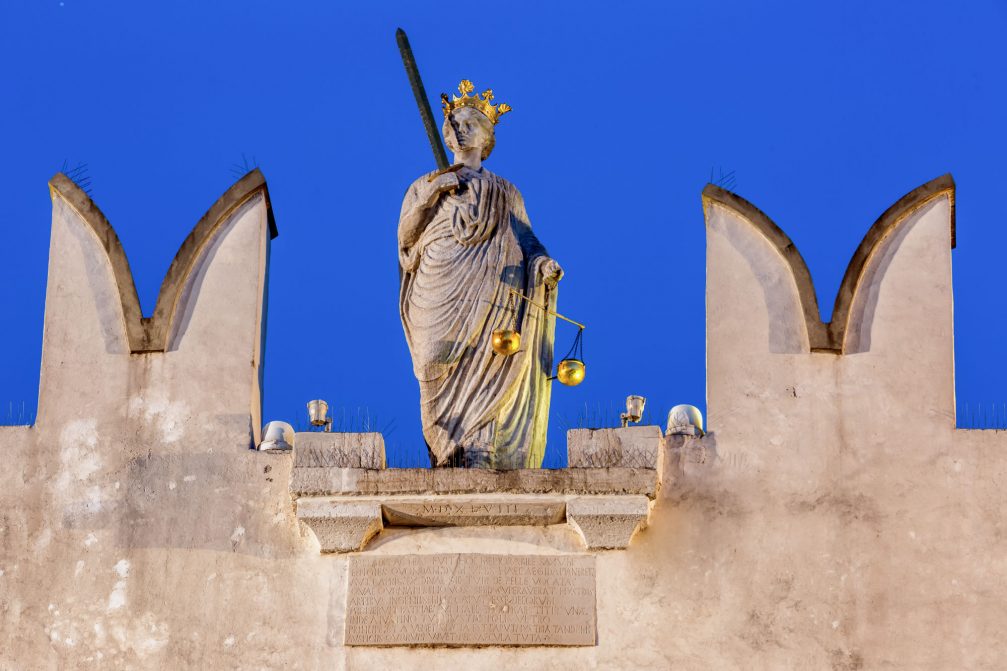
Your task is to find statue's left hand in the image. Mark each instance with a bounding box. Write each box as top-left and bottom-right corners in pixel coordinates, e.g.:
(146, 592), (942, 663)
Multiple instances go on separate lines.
(539, 258), (564, 286)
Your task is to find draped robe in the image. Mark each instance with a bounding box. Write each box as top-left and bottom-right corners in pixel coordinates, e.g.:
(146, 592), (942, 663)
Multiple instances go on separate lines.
(399, 167), (556, 468)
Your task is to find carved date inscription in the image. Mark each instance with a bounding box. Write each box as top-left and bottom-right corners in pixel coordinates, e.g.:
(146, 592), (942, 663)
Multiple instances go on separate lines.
(382, 496), (566, 527)
(345, 553), (596, 646)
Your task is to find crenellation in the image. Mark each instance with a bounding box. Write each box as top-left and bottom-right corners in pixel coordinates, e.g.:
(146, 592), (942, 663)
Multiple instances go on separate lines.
(4, 146), (1007, 668)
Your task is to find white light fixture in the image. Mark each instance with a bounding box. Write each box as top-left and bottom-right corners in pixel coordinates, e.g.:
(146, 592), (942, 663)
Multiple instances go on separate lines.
(666, 404), (704, 436)
(307, 399), (332, 432)
(258, 421), (294, 451)
(620, 395), (646, 428)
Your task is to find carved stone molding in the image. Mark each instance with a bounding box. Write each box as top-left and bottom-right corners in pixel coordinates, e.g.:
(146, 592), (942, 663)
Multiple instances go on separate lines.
(295, 499), (383, 553)
(290, 466), (659, 498)
(566, 495), (651, 550)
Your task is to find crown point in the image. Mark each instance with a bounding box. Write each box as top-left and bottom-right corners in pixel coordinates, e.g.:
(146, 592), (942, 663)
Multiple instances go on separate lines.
(442, 80), (511, 124)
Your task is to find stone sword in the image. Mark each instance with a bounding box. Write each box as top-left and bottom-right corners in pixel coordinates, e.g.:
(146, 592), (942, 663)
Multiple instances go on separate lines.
(395, 28), (453, 173)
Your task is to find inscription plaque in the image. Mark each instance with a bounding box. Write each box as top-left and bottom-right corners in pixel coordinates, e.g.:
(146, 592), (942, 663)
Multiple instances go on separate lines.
(345, 553), (596, 646)
(381, 495), (566, 527)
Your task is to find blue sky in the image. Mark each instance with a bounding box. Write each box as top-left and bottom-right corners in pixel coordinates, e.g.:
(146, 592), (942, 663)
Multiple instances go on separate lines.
(2, 2), (1006, 465)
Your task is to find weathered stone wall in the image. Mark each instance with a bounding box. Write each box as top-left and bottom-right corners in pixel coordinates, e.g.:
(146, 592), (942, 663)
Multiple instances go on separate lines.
(2, 173), (1004, 670)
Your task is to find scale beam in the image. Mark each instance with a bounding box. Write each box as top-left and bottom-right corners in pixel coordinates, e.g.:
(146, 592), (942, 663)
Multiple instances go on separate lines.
(508, 288), (585, 330)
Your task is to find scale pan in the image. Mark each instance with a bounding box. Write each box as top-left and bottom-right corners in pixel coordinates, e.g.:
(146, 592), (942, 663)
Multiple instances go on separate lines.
(492, 329), (521, 356)
(557, 359), (586, 386)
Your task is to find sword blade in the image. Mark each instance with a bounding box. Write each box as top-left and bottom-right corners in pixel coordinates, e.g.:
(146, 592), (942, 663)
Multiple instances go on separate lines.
(396, 28), (449, 170)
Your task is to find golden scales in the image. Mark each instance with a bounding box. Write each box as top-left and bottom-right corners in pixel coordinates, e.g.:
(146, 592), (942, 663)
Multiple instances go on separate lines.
(491, 287), (587, 386)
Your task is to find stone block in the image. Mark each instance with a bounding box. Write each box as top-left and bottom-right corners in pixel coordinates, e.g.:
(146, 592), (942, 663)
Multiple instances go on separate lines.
(295, 498), (383, 553)
(567, 426), (663, 469)
(566, 495), (650, 550)
(293, 431), (385, 469)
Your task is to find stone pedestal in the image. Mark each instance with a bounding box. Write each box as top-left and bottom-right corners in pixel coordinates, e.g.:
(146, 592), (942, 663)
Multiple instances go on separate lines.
(291, 430), (662, 554)
(567, 426), (663, 469)
(294, 431), (386, 469)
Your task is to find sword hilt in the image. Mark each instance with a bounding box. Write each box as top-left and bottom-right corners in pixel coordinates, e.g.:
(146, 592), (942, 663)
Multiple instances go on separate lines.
(426, 163), (468, 196)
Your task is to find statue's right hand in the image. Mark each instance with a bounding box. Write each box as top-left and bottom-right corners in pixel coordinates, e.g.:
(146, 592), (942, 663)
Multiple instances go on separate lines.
(424, 172), (460, 204)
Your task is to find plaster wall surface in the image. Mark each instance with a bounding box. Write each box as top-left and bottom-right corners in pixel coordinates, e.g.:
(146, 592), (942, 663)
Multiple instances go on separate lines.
(2, 174), (1004, 670)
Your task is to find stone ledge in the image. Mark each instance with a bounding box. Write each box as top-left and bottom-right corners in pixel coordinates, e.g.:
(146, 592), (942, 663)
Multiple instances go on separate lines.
(295, 492), (654, 553)
(301, 494), (568, 528)
(290, 467), (659, 499)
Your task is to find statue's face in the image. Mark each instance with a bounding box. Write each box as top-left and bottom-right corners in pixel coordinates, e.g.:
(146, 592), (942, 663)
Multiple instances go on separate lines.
(443, 107), (494, 156)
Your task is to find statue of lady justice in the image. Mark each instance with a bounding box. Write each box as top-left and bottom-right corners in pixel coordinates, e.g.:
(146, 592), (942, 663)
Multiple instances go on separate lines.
(398, 80), (563, 468)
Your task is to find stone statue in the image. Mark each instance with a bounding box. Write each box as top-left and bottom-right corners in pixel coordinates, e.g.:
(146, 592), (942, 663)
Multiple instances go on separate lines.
(398, 80), (563, 468)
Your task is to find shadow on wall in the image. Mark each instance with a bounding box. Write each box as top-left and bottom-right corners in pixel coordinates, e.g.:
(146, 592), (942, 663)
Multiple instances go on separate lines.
(56, 448), (306, 559)
(843, 200), (934, 354)
(703, 174), (955, 354)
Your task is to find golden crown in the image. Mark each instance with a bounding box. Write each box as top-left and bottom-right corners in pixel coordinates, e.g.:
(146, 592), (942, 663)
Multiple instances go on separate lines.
(441, 80), (512, 125)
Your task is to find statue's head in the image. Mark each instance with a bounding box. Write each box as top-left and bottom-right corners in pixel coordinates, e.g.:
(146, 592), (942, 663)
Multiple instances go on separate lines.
(443, 107), (495, 160)
(440, 80), (511, 161)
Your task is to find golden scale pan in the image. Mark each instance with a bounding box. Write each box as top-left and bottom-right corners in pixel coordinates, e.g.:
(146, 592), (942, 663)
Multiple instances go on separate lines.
(491, 288), (586, 387)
